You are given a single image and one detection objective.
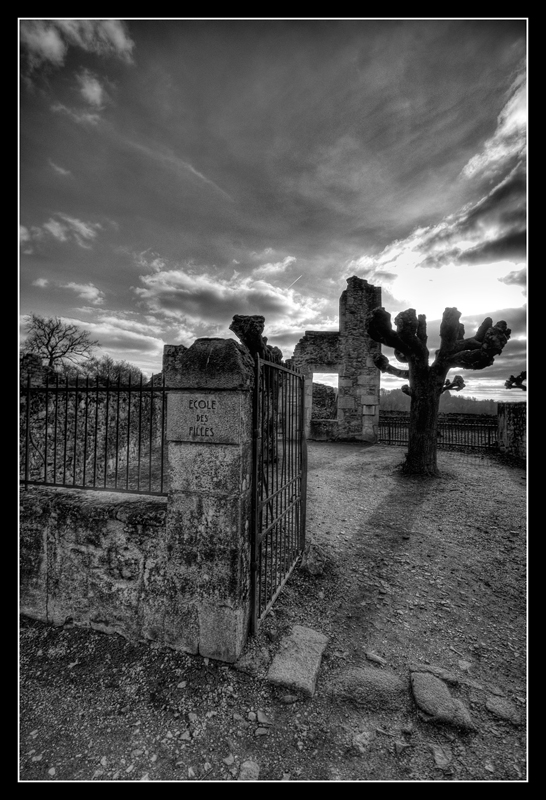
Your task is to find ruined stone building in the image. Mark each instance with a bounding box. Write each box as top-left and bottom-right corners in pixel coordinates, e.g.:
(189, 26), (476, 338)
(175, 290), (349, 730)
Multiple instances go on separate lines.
(287, 276), (382, 442)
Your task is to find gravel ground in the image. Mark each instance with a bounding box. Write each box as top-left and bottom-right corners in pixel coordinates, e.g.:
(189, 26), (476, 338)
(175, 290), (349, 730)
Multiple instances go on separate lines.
(19, 442), (527, 782)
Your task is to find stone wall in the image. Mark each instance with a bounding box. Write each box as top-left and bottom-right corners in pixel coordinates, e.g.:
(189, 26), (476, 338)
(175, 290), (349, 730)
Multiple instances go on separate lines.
(20, 488), (170, 644)
(497, 402), (526, 460)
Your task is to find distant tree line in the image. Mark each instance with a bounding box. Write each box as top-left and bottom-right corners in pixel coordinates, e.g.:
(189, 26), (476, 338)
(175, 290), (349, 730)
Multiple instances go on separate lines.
(379, 387), (497, 415)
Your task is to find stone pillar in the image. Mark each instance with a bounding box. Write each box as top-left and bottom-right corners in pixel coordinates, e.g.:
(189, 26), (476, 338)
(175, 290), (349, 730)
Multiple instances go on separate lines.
(162, 337), (255, 662)
(338, 276), (382, 442)
(302, 370), (314, 440)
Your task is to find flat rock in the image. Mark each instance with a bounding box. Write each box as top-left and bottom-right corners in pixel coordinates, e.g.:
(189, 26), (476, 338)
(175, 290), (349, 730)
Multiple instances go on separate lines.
(411, 671), (475, 731)
(328, 666), (407, 711)
(266, 625), (328, 697)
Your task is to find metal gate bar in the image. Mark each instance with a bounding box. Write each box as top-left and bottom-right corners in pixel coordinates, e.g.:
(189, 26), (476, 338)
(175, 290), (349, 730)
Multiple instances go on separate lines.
(250, 357), (307, 633)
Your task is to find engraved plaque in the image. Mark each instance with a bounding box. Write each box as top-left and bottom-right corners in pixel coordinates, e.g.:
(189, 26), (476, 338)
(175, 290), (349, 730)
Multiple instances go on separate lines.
(167, 392), (247, 444)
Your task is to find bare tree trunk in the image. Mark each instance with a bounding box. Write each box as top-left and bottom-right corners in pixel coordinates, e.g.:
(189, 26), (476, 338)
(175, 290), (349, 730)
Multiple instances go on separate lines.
(404, 368), (444, 477)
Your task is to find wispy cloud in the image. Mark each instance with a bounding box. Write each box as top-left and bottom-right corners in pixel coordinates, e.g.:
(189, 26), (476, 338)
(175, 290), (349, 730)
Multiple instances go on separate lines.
(49, 159), (72, 177)
(124, 138), (235, 202)
(61, 281), (105, 305)
(20, 19), (135, 75)
(26, 214), (103, 249)
(253, 256), (296, 277)
(76, 69), (107, 108)
(50, 102), (101, 126)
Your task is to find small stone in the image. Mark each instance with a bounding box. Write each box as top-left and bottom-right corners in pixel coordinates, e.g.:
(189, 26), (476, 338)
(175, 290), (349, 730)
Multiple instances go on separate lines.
(257, 710), (273, 726)
(365, 651), (387, 666)
(188, 767), (196, 778)
(223, 754), (235, 766)
(430, 743), (452, 770)
(352, 729), (375, 753)
(48, 767), (56, 776)
(177, 681), (187, 689)
(238, 760), (260, 781)
(255, 727), (269, 736)
(280, 694), (299, 704)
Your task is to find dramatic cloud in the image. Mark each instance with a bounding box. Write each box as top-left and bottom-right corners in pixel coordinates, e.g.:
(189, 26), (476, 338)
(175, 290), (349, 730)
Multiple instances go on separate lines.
(498, 266), (526, 289)
(461, 69), (526, 180)
(132, 261), (329, 349)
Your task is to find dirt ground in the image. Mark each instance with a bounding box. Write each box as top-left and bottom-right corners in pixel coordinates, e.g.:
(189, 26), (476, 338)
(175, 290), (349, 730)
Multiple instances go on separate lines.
(19, 442), (527, 782)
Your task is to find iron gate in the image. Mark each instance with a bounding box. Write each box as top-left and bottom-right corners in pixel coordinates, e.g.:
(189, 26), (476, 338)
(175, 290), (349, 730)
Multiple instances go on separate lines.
(250, 357), (307, 633)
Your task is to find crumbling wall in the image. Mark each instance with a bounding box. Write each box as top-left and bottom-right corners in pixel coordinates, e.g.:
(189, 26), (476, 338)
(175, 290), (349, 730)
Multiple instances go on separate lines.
(497, 402), (526, 461)
(288, 276), (382, 442)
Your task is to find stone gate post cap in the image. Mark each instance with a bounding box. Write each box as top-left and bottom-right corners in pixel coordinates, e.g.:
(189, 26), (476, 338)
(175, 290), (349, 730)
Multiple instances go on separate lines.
(167, 337), (255, 389)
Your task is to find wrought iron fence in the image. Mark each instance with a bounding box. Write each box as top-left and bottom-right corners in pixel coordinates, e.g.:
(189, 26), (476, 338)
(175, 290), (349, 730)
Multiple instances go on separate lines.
(378, 412), (498, 452)
(20, 373), (170, 495)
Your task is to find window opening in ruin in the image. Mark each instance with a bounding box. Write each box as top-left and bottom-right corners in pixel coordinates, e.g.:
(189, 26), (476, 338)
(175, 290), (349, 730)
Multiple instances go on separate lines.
(312, 374), (338, 420)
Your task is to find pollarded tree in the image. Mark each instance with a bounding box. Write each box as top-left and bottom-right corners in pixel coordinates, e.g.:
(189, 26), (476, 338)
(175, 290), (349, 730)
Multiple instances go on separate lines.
(21, 314), (100, 370)
(367, 307), (511, 476)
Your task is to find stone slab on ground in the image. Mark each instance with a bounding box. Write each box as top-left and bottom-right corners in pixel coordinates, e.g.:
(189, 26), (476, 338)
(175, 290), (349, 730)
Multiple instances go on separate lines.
(266, 625), (328, 697)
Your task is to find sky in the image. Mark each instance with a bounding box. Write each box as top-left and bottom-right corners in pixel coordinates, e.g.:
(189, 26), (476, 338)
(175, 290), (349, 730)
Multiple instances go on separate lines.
(19, 18), (527, 401)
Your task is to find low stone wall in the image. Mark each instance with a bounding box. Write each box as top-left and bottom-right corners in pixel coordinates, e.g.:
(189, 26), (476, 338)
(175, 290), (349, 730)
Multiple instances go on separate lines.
(497, 402), (526, 461)
(20, 486), (176, 646)
(309, 420), (339, 441)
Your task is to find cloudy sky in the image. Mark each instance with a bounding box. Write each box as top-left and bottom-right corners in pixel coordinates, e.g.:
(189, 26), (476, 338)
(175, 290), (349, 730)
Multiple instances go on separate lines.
(19, 19), (527, 401)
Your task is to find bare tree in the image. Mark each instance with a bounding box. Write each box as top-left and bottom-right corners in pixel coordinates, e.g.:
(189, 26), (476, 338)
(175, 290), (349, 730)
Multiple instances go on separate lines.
(504, 371), (526, 391)
(21, 314), (100, 370)
(367, 306), (511, 476)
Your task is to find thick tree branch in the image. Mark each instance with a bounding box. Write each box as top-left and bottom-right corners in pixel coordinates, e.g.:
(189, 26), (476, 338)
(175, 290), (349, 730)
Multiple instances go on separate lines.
(441, 375), (465, 394)
(367, 308), (407, 353)
(373, 353), (410, 379)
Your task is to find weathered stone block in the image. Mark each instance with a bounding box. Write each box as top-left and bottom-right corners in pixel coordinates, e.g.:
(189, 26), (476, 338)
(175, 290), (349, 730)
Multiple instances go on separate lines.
(338, 396), (355, 409)
(168, 441), (252, 495)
